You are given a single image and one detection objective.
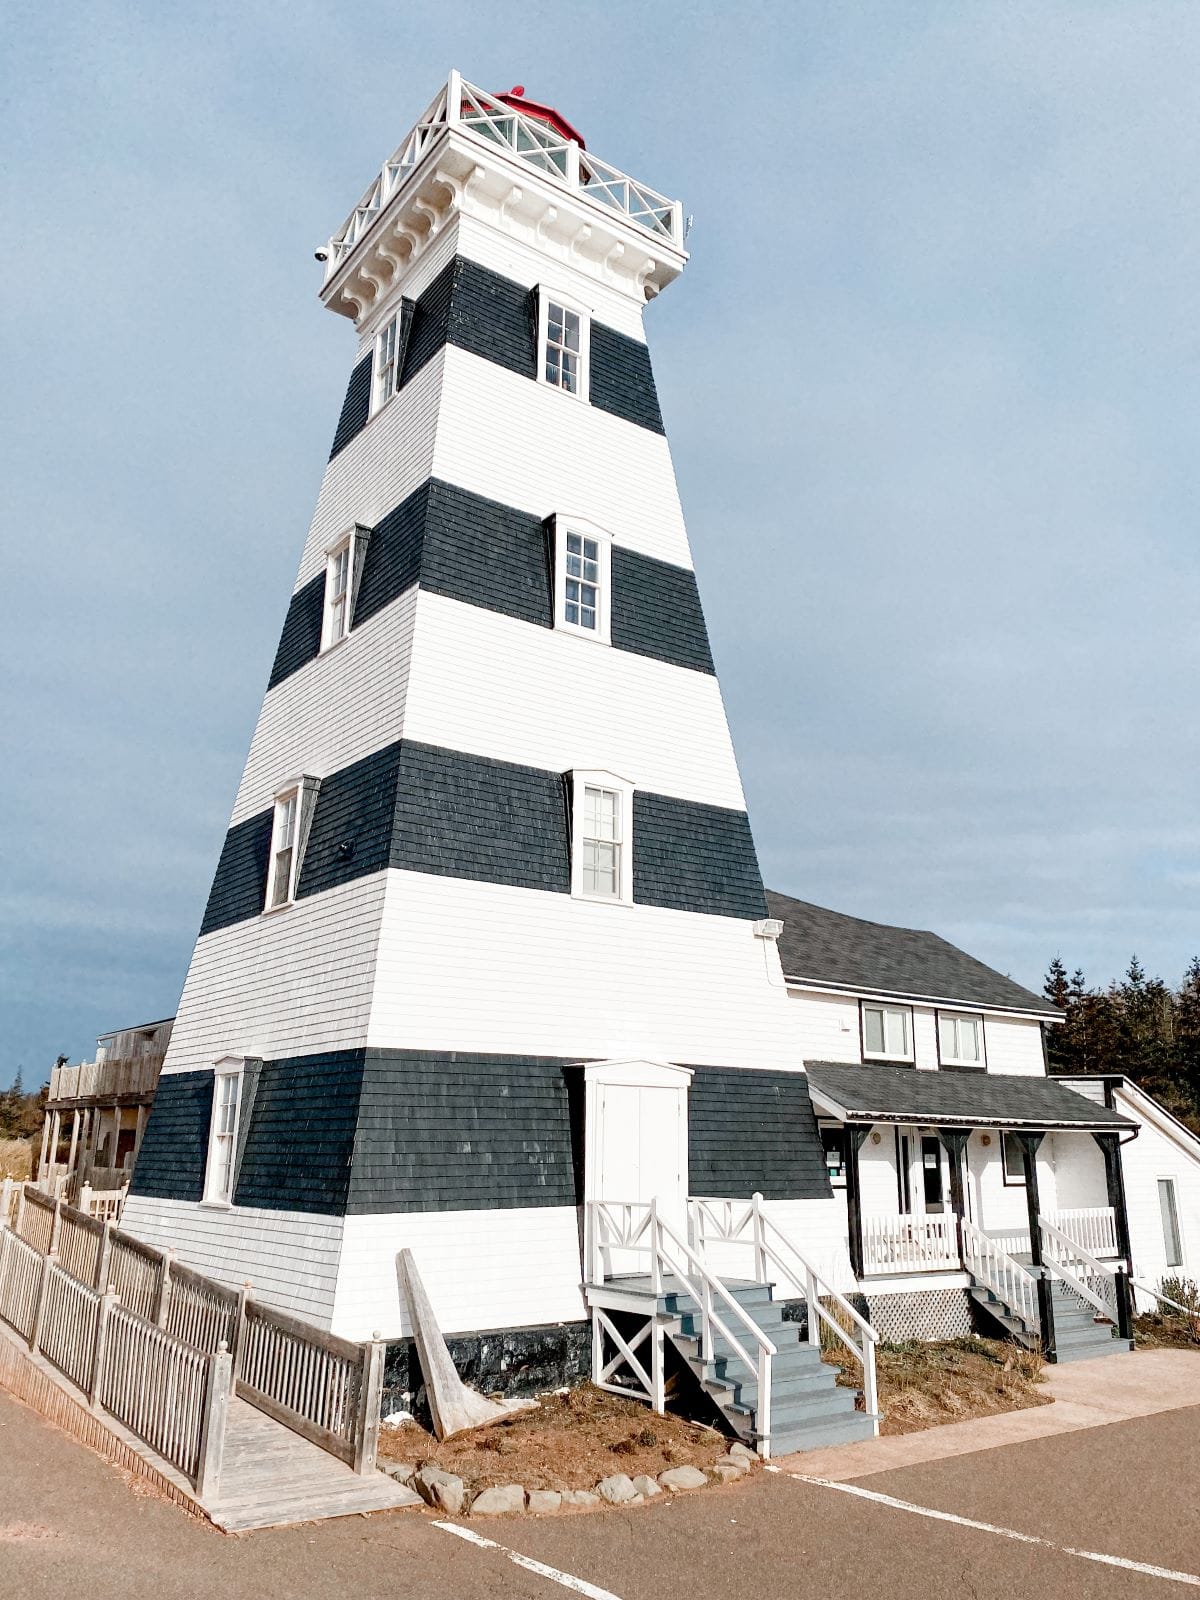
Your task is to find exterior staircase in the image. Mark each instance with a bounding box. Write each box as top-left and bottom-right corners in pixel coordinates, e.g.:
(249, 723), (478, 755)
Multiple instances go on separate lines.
(662, 1280), (878, 1455)
(1045, 1278), (1132, 1362)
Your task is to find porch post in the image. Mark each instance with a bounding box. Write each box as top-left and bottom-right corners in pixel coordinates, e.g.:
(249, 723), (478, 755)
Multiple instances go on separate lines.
(844, 1126), (870, 1280)
(1013, 1130), (1055, 1356)
(1094, 1130), (1135, 1342)
(937, 1129), (970, 1261)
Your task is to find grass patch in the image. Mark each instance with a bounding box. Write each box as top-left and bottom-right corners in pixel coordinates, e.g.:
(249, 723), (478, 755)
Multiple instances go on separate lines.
(0, 1140), (31, 1181)
(378, 1382), (730, 1493)
(861, 1335), (1049, 1435)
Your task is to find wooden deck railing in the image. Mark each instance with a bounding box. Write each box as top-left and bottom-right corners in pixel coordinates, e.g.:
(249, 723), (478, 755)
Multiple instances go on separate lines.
(47, 1054), (164, 1105)
(0, 1184), (383, 1486)
(861, 1212), (960, 1275)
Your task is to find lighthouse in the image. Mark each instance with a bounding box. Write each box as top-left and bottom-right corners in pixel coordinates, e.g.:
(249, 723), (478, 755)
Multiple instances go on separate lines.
(122, 74), (838, 1351)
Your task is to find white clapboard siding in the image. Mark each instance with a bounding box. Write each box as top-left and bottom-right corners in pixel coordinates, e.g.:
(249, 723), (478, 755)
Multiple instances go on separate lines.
(294, 354), (445, 592)
(912, 1007), (939, 1070)
(162, 877), (387, 1075)
(367, 871), (800, 1068)
(432, 345), (691, 570)
(119, 1196), (344, 1328)
(231, 590), (418, 826)
(982, 1015), (1046, 1075)
(786, 990), (863, 1063)
(403, 591), (746, 810)
(331, 1205), (586, 1341)
(1112, 1086), (1200, 1291)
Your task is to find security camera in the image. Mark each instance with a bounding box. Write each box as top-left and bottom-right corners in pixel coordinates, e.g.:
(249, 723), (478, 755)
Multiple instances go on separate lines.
(314, 248), (329, 262)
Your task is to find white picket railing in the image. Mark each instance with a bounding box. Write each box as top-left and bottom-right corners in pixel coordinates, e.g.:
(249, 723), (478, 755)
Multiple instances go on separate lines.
(690, 1195), (880, 1429)
(1039, 1218), (1119, 1323)
(861, 1212), (961, 1275)
(961, 1219), (1040, 1330)
(588, 1199), (778, 1453)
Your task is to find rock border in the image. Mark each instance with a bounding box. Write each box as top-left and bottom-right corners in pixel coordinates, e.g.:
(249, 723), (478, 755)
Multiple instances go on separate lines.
(391, 1441), (758, 1517)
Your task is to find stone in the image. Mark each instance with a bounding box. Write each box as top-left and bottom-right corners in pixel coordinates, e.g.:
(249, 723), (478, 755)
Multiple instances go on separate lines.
(559, 1489), (600, 1507)
(384, 1460), (416, 1484)
(658, 1465), (708, 1492)
(471, 1483), (526, 1516)
(630, 1474), (661, 1498)
(396, 1251), (539, 1440)
(595, 1473), (642, 1505)
(716, 1452), (751, 1475)
(710, 1461), (743, 1483)
(729, 1442), (758, 1464)
(414, 1464), (466, 1515)
(527, 1490), (562, 1514)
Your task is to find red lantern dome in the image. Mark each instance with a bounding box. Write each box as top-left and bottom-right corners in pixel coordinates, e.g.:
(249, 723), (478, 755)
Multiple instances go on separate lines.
(495, 85), (587, 150)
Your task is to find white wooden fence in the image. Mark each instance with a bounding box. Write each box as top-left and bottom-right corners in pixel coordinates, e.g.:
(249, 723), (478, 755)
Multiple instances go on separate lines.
(861, 1212), (961, 1274)
(0, 1184), (383, 1489)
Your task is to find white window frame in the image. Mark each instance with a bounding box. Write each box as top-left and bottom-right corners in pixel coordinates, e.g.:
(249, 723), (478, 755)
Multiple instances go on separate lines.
(938, 1010), (986, 1070)
(372, 307), (405, 413)
(548, 515), (612, 644)
(537, 286), (590, 401)
(570, 769), (634, 905)
(321, 525), (366, 653)
(861, 1001), (914, 1062)
(1158, 1176), (1184, 1269)
(264, 775), (320, 913)
(203, 1056), (244, 1206)
(1001, 1131), (1026, 1187)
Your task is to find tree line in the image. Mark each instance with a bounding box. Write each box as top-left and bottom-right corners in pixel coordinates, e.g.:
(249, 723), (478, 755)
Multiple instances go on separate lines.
(0, 1071), (46, 1142)
(1045, 955), (1200, 1134)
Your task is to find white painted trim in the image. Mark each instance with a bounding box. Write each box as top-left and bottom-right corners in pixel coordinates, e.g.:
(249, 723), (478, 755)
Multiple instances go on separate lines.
(569, 769), (634, 905)
(786, 978), (1061, 1025)
(547, 513), (612, 645)
(582, 1059), (693, 1088)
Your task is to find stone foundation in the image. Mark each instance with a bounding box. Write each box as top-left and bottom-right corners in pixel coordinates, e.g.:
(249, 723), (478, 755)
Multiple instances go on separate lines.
(383, 1319), (591, 1423)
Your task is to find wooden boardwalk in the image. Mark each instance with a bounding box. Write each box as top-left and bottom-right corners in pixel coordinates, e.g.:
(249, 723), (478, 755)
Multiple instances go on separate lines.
(0, 1323), (419, 1532)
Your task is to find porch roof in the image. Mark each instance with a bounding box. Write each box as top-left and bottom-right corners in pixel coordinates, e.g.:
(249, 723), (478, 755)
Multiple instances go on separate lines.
(804, 1061), (1136, 1131)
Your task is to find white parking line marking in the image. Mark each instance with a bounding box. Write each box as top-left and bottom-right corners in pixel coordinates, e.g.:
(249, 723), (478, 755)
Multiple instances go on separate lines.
(434, 1521), (626, 1599)
(777, 1471), (1200, 1588)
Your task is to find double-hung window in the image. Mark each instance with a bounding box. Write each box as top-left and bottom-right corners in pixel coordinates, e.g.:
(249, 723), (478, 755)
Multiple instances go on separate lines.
(204, 1059), (243, 1205)
(570, 770), (633, 903)
(939, 1011), (985, 1069)
(372, 305), (410, 413)
(265, 775), (319, 912)
(537, 288), (589, 399)
(1159, 1178), (1183, 1268)
(548, 515), (612, 643)
(862, 1002), (913, 1062)
(321, 525), (368, 652)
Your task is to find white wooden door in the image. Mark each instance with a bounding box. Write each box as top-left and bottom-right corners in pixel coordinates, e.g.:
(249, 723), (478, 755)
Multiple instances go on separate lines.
(585, 1061), (691, 1278)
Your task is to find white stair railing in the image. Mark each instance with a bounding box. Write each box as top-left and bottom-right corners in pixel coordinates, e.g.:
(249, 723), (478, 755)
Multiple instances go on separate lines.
(690, 1195), (880, 1431)
(587, 1200), (778, 1454)
(961, 1219), (1039, 1330)
(1039, 1218), (1119, 1323)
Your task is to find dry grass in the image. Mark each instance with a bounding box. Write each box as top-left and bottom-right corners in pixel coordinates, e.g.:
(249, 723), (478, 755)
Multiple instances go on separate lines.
(378, 1383), (729, 1493)
(0, 1140), (31, 1181)
(1134, 1312), (1200, 1350)
(854, 1336), (1050, 1435)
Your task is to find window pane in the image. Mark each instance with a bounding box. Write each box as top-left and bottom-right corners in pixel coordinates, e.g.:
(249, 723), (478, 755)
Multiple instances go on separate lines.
(1003, 1134), (1025, 1182)
(884, 1007), (909, 1056)
(271, 846), (293, 906)
(961, 1019), (980, 1061)
(864, 1007), (884, 1054)
(1159, 1178), (1183, 1267)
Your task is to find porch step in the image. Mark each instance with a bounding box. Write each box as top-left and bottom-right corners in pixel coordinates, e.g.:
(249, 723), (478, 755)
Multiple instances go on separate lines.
(659, 1281), (876, 1458)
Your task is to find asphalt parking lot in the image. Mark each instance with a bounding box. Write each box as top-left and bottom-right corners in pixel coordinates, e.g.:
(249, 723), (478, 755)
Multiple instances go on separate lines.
(2, 1388), (1198, 1600)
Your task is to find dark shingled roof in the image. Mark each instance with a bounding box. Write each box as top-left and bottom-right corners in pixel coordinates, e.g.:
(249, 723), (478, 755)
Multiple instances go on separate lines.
(766, 890), (1060, 1018)
(805, 1061), (1134, 1130)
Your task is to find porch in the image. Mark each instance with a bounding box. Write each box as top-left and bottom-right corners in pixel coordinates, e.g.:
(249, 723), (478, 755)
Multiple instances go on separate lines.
(805, 1060), (1139, 1359)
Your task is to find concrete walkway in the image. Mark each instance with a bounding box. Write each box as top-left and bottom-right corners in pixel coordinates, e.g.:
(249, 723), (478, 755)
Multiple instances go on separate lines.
(777, 1348), (1200, 1480)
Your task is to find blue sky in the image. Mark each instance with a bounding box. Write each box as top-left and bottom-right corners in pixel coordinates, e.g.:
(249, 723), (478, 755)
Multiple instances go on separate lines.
(3, 2), (1198, 1086)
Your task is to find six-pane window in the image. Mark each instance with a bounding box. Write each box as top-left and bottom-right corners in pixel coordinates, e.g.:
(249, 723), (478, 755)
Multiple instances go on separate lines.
(939, 1011), (984, 1068)
(862, 1003), (912, 1060)
(582, 785), (621, 898)
(326, 542), (350, 647)
(269, 791), (298, 908)
(206, 1070), (241, 1204)
(374, 312), (402, 410)
(564, 532), (600, 631)
(545, 301), (582, 393)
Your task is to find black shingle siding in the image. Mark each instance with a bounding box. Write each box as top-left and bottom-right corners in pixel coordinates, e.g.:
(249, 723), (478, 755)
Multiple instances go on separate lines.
(422, 480), (552, 627)
(296, 742), (405, 901)
(611, 549), (714, 675)
(633, 793), (767, 920)
(267, 574), (326, 690)
(128, 1071), (213, 1202)
(588, 322), (665, 435)
(446, 259), (538, 379)
(390, 743), (570, 893)
(233, 1050), (366, 1214)
(688, 1068), (832, 1201)
(199, 810), (273, 936)
(329, 352), (373, 459)
(346, 1051), (578, 1215)
(401, 259), (457, 385)
(353, 481), (430, 629)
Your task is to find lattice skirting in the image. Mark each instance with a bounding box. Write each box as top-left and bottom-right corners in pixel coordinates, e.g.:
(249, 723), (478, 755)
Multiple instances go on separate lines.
(864, 1287), (974, 1342)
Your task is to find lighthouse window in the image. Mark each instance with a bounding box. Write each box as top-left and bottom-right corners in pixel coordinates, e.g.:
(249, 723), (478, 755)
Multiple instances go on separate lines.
(371, 304), (411, 413)
(537, 287), (590, 400)
(268, 790), (299, 908)
(203, 1061), (243, 1206)
(551, 515), (611, 643)
(569, 769), (634, 904)
(320, 525), (368, 652)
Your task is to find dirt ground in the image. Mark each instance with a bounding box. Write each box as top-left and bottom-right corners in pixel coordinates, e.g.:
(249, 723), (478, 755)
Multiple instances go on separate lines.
(1134, 1310), (1200, 1350)
(378, 1382), (730, 1492)
(862, 1336), (1050, 1435)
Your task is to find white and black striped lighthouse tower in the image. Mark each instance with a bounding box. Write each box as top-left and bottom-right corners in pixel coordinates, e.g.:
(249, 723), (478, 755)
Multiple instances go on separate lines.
(123, 75), (836, 1341)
